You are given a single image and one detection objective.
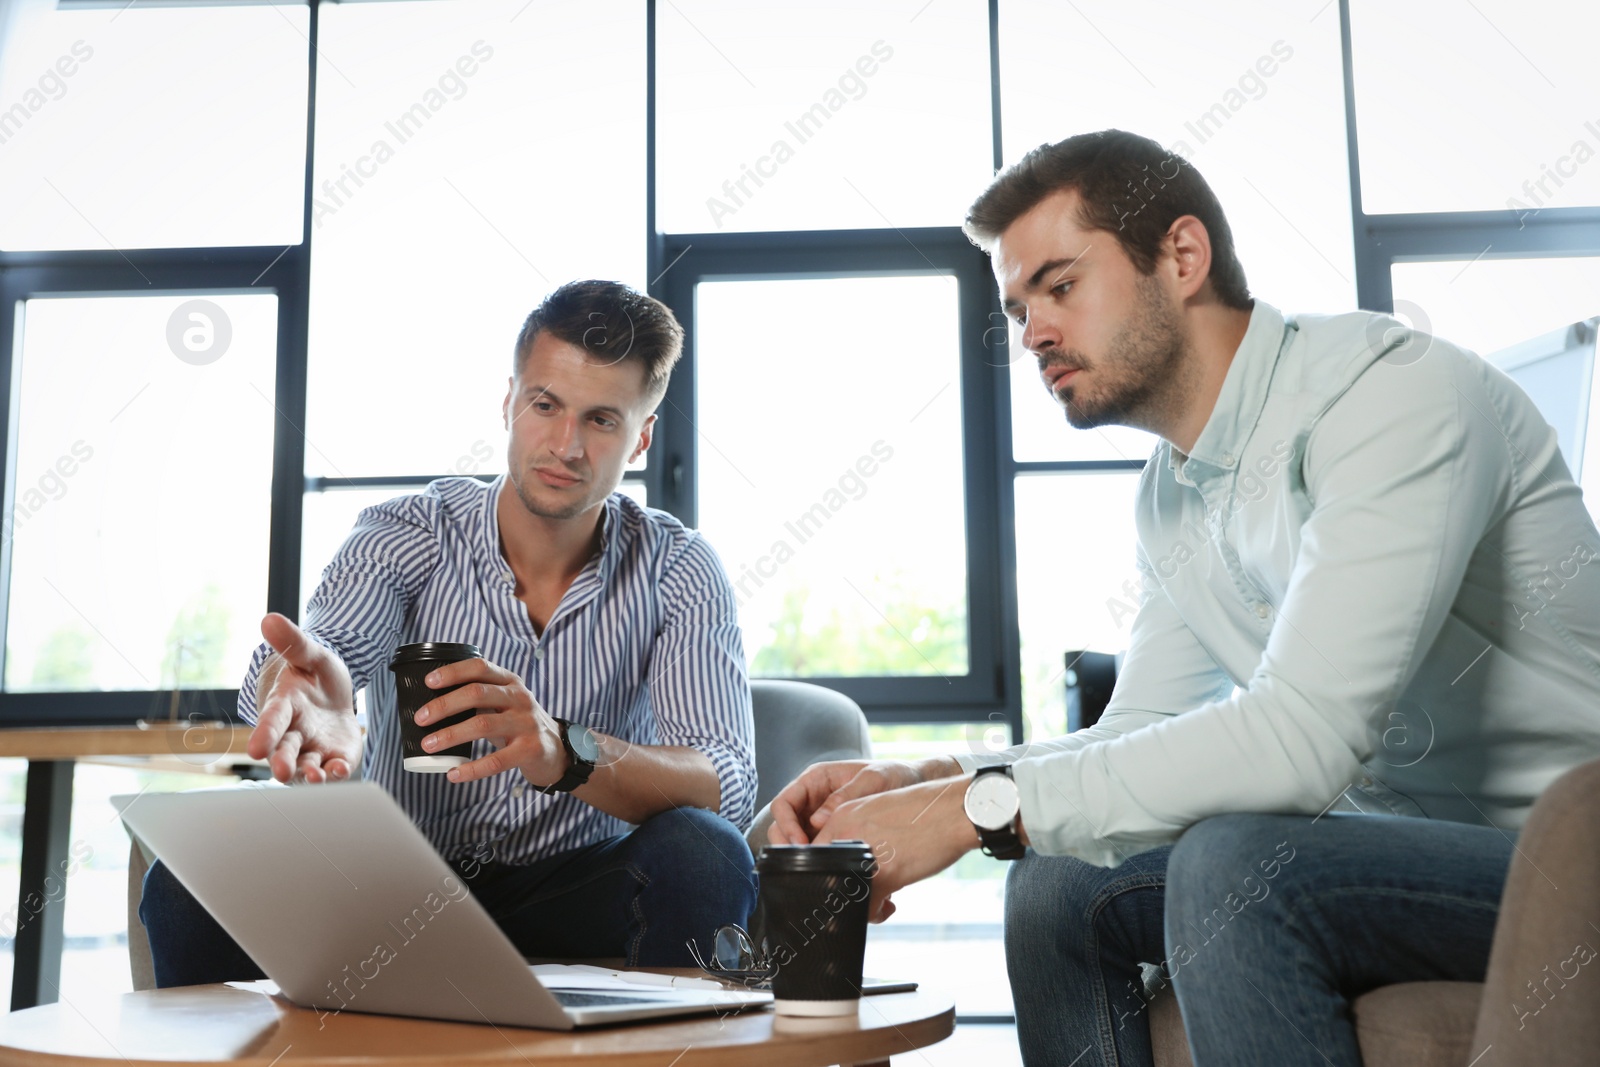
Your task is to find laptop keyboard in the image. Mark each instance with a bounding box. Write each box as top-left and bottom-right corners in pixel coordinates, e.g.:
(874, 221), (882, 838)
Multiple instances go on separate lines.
(552, 990), (669, 1008)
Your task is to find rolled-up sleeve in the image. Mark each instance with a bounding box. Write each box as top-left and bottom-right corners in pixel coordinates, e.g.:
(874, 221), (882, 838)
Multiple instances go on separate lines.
(650, 535), (757, 829)
(1013, 347), (1512, 866)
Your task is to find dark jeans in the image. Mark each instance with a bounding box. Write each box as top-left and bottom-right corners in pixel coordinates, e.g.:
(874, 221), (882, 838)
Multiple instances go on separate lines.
(1004, 812), (1516, 1066)
(139, 805), (757, 989)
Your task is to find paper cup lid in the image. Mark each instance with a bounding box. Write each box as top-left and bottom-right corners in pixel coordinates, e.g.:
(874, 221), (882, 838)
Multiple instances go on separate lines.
(757, 841), (876, 874)
(389, 642), (481, 669)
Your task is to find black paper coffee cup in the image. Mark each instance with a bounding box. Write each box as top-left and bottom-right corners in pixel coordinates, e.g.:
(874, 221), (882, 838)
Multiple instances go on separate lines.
(389, 642), (482, 773)
(753, 842), (875, 1016)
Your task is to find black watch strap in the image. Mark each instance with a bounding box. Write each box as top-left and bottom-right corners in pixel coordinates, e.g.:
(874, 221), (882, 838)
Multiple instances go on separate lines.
(539, 718), (596, 795)
(973, 765), (1025, 860)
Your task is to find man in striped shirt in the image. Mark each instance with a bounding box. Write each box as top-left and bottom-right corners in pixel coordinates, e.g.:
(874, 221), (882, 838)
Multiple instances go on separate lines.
(140, 280), (758, 985)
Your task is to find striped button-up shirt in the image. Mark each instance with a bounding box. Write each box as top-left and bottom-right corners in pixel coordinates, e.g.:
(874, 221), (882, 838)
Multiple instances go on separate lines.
(237, 476), (756, 865)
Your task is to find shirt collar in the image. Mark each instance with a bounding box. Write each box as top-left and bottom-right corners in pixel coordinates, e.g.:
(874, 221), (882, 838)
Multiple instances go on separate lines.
(1178, 300), (1288, 474)
(594, 494), (621, 584)
(485, 475), (508, 578)
(485, 475), (622, 587)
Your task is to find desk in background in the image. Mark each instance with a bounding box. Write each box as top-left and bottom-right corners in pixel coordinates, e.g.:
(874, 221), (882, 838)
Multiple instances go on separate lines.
(0, 723), (260, 1011)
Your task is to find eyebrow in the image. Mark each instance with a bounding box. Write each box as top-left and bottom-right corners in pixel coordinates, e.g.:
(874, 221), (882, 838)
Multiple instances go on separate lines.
(1004, 246), (1094, 314)
(518, 385), (625, 421)
(1025, 257), (1075, 291)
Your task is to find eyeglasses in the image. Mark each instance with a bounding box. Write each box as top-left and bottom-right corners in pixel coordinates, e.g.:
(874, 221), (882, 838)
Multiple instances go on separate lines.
(685, 923), (778, 988)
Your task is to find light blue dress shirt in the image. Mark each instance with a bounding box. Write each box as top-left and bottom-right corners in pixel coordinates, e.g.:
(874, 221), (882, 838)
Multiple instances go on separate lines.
(963, 301), (1600, 866)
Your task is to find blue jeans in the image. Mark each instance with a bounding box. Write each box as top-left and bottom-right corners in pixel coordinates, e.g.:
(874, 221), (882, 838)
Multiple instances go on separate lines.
(1004, 812), (1514, 1066)
(139, 805), (756, 989)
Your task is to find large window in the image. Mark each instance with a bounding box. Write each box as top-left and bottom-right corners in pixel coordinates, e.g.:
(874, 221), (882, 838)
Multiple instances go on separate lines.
(655, 0), (992, 233)
(695, 275), (970, 679)
(997, 0), (1358, 739)
(299, 0), (649, 605)
(0, 4), (307, 250)
(1345, 5), (1600, 524)
(1014, 472), (1143, 738)
(653, 227), (1007, 721)
(1349, 0), (1600, 216)
(1000, 0), (1357, 320)
(6, 294), (278, 693)
(305, 0), (646, 480)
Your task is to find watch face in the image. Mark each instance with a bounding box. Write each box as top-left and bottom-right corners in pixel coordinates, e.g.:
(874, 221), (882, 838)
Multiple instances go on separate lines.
(567, 724), (601, 764)
(964, 773), (1020, 832)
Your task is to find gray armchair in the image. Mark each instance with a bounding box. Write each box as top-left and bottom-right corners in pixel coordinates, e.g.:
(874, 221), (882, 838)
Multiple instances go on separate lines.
(747, 679), (872, 811)
(743, 679), (873, 853)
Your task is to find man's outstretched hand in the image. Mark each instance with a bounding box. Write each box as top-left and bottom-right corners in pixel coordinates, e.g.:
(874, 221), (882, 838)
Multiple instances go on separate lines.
(247, 613), (360, 784)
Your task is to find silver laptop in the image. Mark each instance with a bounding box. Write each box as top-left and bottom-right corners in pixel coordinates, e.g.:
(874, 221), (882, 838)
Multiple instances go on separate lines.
(115, 780), (771, 1029)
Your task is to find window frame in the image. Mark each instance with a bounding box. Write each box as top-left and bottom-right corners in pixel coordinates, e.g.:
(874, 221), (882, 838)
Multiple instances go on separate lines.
(0, 250), (311, 725)
(2, 0), (1594, 1025)
(1336, 0), (1600, 313)
(0, 1), (1590, 738)
(649, 227), (1022, 724)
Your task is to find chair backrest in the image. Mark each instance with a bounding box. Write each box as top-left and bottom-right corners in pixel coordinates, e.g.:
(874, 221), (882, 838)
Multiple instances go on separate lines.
(749, 679), (872, 812)
(1064, 650), (1121, 732)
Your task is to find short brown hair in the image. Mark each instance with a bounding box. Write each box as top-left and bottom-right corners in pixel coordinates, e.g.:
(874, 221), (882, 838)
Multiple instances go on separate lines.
(963, 130), (1251, 310)
(513, 280), (685, 404)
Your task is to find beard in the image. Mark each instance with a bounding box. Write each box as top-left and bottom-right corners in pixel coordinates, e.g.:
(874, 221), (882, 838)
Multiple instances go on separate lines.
(1056, 273), (1190, 431)
(508, 464), (588, 521)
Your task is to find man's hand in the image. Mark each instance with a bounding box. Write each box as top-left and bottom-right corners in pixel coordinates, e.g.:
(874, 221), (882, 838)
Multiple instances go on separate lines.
(411, 657), (568, 787)
(768, 757), (963, 846)
(814, 774), (979, 922)
(248, 613), (360, 784)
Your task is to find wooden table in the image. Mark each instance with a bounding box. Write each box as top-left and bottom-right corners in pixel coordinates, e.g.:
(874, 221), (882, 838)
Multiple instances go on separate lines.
(0, 981), (955, 1067)
(0, 722), (260, 1010)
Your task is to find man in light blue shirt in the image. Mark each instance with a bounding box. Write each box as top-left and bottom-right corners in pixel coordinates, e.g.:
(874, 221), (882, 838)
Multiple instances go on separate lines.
(771, 130), (1600, 1065)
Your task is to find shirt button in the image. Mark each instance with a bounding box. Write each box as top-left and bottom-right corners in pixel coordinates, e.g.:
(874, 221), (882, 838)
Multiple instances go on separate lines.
(1221, 452), (1236, 466)
(512, 781), (526, 798)
(1359, 776), (1374, 787)
(534, 647), (546, 661)
(1254, 603), (1270, 618)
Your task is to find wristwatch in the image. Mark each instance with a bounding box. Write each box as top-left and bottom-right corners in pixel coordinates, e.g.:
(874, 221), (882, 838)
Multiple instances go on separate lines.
(539, 718), (599, 795)
(964, 765), (1024, 860)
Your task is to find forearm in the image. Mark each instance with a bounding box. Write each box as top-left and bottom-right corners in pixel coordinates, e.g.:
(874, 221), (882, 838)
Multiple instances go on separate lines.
(917, 755), (965, 780)
(573, 737), (721, 824)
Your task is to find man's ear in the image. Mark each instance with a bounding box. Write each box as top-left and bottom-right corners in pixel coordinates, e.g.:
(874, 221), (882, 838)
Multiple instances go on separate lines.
(503, 377), (514, 430)
(1166, 215), (1214, 302)
(630, 413), (656, 464)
